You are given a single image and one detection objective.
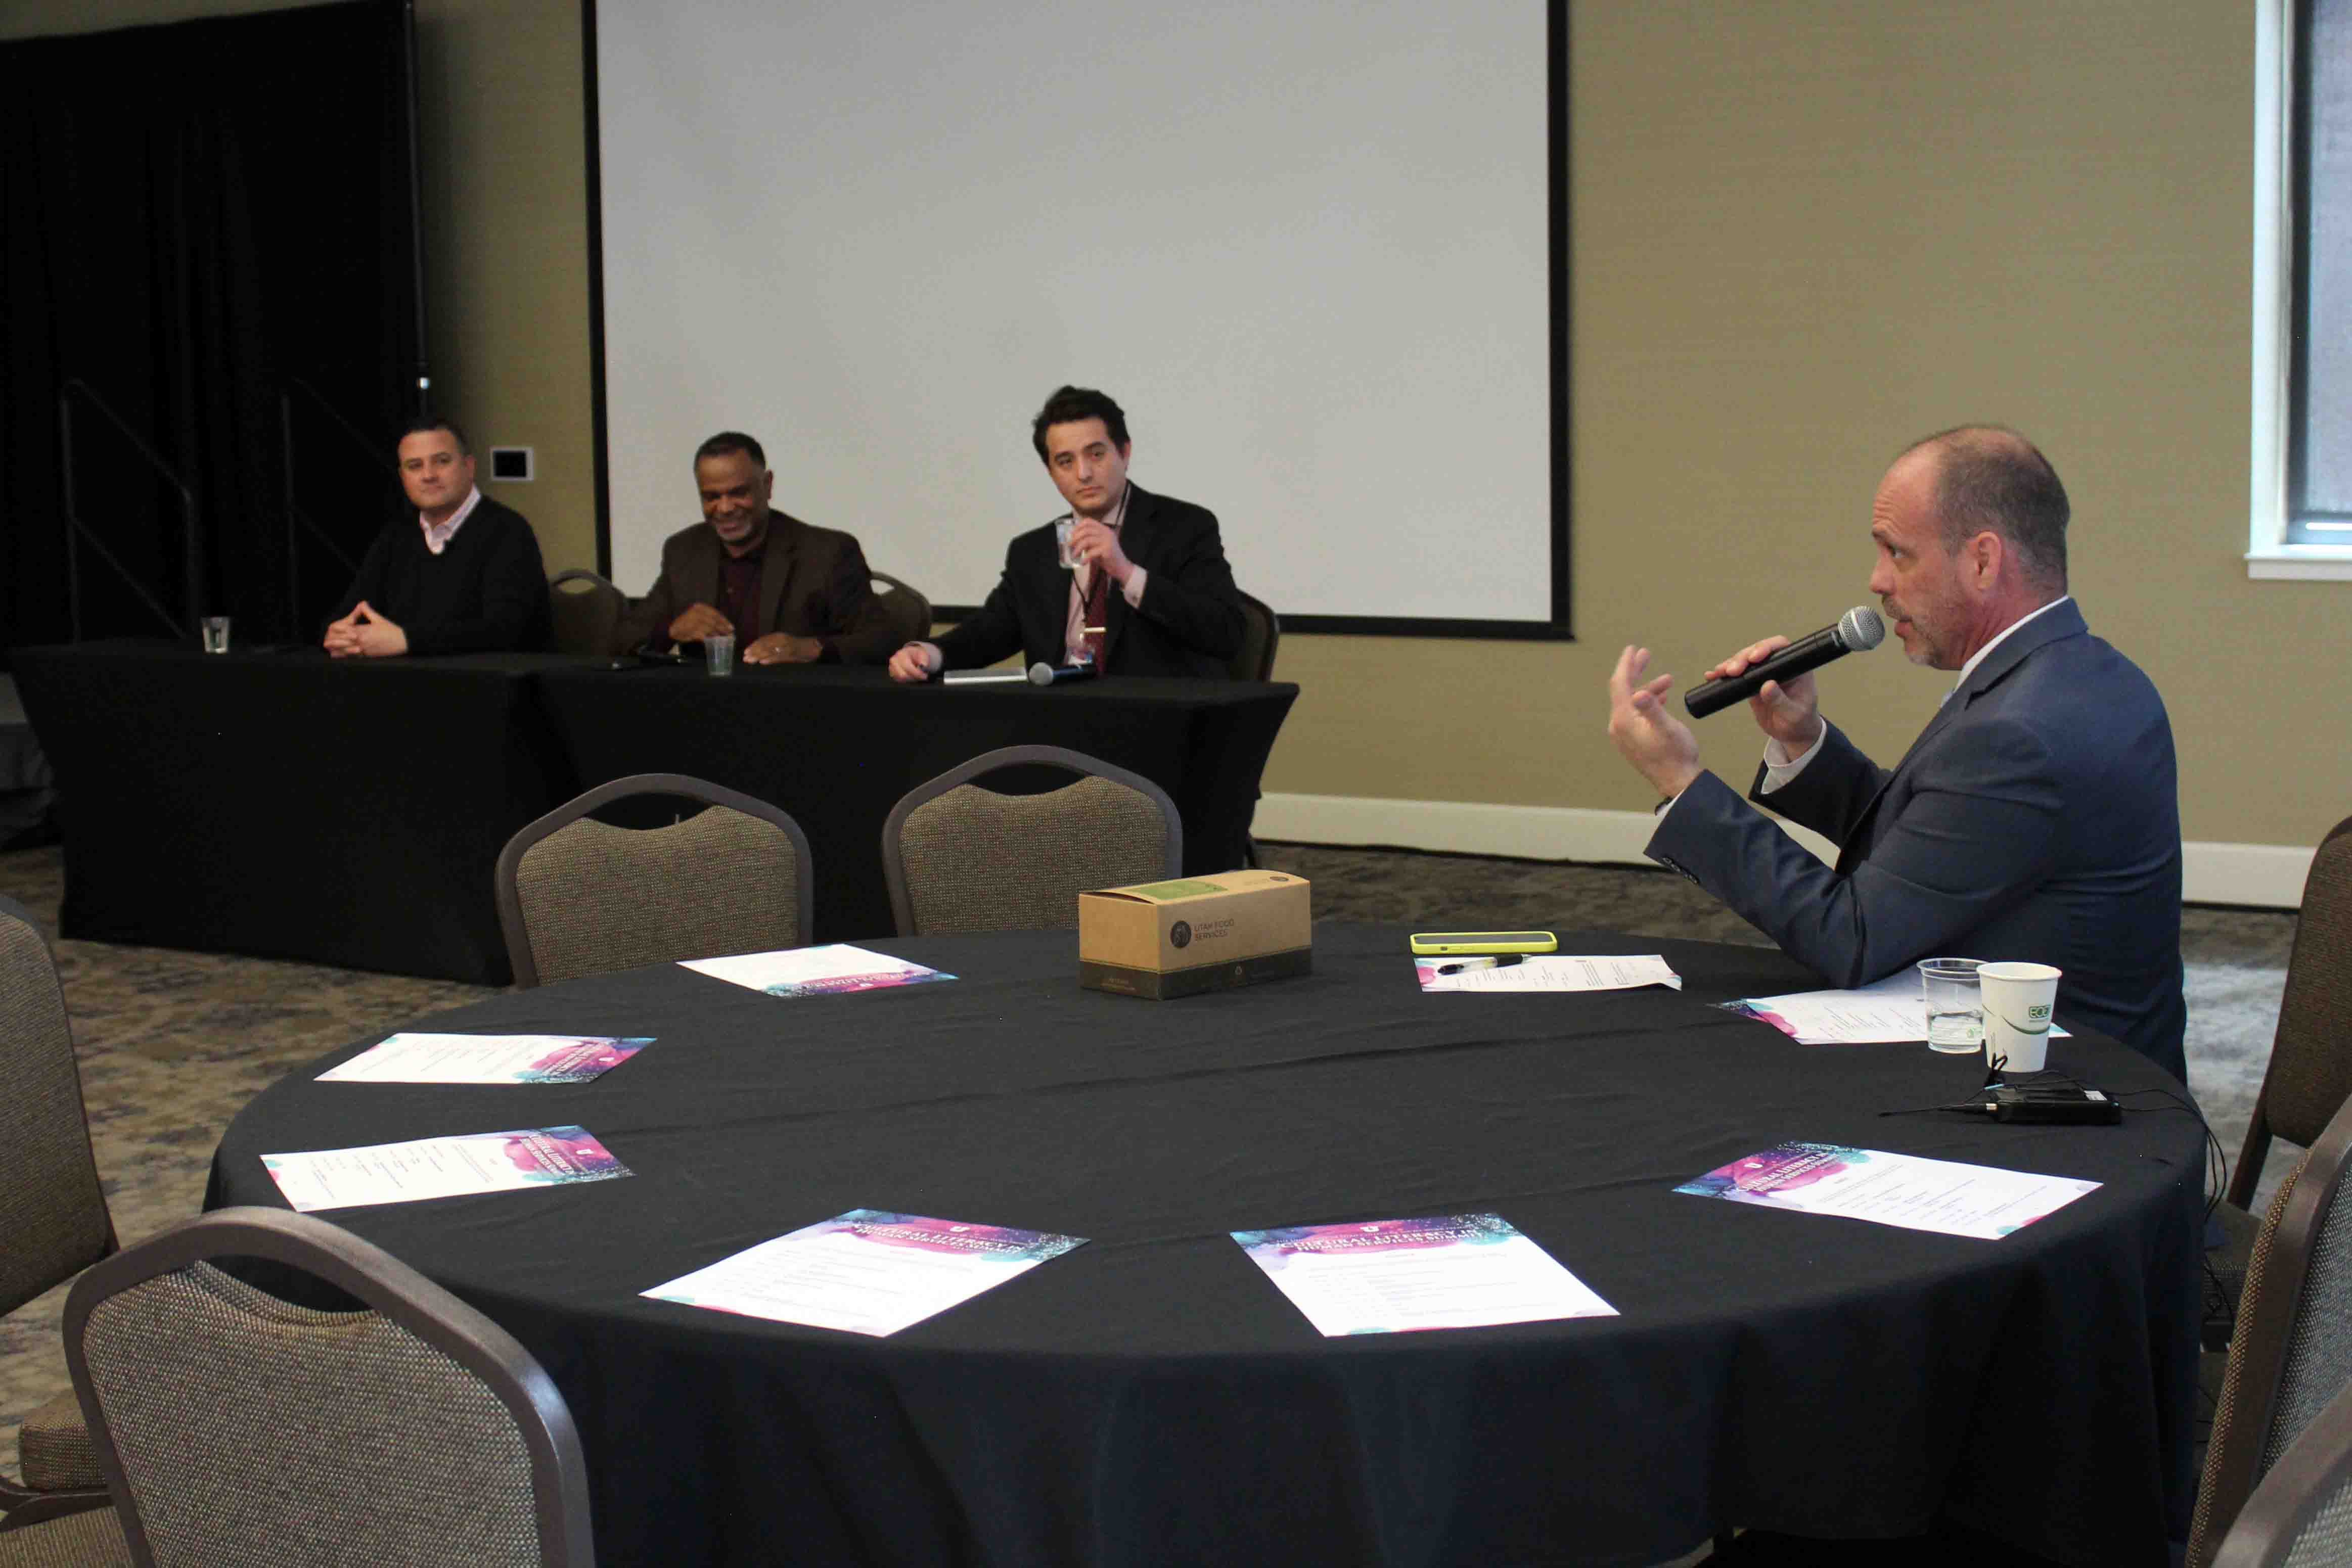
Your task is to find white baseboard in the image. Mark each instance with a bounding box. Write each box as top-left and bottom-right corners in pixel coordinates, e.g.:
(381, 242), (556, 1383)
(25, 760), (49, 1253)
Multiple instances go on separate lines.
(1254, 793), (2313, 910)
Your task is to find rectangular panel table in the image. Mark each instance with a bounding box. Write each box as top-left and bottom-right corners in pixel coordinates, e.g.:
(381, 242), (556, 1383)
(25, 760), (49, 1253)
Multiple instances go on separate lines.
(533, 663), (1297, 944)
(12, 643), (576, 985)
(14, 645), (1296, 981)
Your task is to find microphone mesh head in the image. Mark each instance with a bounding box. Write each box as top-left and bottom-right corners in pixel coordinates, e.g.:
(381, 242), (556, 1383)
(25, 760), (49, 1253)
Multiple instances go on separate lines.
(1839, 606), (1886, 651)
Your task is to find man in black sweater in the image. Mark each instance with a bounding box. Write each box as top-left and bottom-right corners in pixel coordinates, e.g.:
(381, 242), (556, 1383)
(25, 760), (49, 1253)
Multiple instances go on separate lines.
(323, 417), (551, 657)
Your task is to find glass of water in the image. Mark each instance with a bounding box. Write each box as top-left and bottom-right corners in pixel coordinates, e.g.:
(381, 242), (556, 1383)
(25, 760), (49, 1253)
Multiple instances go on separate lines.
(1917, 957), (1986, 1053)
(1055, 517), (1082, 570)
(201, 616), (231, 654)
(704, 632), (736, 676)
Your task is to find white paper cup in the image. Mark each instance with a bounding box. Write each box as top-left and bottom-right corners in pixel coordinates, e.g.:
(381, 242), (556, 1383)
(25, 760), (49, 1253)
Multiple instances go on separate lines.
(1979, 961), (2061, 1073)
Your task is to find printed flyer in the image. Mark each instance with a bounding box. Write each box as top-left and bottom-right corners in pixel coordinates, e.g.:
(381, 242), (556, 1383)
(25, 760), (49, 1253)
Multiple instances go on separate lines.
(645, 1210), (1087, 1336)
(260, 1127), (631, 1213)
(679, 945), (954, 998)
(1676, 1142), (2100, 1239)
(1416, 954), (1681, 994)
(317, 1034), (653, 1084)
(1232, 1213), (1617, 1335)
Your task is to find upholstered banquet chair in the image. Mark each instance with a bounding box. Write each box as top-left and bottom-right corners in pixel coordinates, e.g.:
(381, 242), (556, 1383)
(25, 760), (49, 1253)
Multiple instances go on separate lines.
(0, 894), (115, 1533)
(548, 570), (626, 657)
(883, 746), (1181, 935)
(61, 1207), (593, 1567)
(868, 571), (934, 649)
(495, 773), (814, 988)
(1226, 588), (1279, 684)
(2209, 1375), (2352, 1567)
(2190, 1093), (2352, 1566)
(2208, 814), (2352, 1348)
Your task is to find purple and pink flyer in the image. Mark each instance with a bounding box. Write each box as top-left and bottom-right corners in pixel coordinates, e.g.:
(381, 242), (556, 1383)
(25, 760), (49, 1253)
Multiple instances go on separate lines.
(1677, 1141), (2100, 1239)
(644, 1210), (1087, 1336)
(1232, 1213), (1617, 1335)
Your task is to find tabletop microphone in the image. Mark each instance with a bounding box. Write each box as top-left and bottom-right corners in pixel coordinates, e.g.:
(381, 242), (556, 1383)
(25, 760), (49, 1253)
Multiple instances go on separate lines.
(1683, 607), (1885, 719)
(1027, 661), (1097, 686)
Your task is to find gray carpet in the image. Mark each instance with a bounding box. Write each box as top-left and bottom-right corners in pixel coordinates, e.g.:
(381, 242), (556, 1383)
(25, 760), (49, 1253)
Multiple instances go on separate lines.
(0, 838), (2300, 1497)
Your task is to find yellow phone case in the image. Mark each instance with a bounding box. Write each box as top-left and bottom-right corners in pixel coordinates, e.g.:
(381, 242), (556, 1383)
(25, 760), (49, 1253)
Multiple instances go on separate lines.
(1408, 932), (1559, 956)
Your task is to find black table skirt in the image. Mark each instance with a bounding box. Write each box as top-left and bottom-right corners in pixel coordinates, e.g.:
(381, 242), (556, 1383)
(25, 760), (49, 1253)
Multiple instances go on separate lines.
(207, 927), (2203, 1568)
(11, 644), (1294, 981)
(533, 663), (1295, 944)
(12, 643), (577, 983)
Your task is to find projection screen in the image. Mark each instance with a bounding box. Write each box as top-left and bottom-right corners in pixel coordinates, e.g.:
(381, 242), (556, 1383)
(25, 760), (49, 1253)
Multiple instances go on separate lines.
(591, 0), (1563, 631)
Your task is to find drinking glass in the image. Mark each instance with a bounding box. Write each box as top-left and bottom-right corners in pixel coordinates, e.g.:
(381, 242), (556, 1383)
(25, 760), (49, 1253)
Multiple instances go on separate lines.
(1916, 958), (1985, 1053)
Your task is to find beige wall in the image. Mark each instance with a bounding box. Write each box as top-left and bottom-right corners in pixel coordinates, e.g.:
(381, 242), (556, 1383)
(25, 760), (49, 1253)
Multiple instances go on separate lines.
(1274, 0), (2339, 853)
(14, 0), (2342, 848)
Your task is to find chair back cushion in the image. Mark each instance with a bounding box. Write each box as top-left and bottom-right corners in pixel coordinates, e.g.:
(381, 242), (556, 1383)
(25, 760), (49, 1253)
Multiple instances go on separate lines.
(2268, 818), (2352, 1149)
(898, 777), (1173, 934)
(0, 898), (111, 1317)
(515, 805), (804, 985)
(78, 1261), (545, 1566)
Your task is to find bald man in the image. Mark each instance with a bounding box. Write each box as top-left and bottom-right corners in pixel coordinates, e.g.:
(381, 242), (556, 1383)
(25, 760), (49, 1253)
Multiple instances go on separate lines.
(1606, 427), (2187, 1081)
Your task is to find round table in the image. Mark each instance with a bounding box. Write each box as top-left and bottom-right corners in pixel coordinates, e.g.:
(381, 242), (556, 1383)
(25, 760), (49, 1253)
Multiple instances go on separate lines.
(208, 927), (2204, 1568)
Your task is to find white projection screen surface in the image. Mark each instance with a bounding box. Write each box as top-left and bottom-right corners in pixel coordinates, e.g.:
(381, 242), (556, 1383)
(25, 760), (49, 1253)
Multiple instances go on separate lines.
(593, 0), (1560, 628)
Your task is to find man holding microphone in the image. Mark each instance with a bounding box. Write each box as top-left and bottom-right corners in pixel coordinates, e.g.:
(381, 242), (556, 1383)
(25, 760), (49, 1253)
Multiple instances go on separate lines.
(1604, 425), (2187, 1079)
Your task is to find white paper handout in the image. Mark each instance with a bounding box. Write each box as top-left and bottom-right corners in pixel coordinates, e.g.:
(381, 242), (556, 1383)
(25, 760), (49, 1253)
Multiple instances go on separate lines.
(1231, 1213), (1618, 1335)
(1676, 1142), (2100, 1240)
(316, 1034), (653, 1085)
(1415, 955), (1683, 994)
(1724, 972), (2070, 1045)
(644, 1210), (1087, 1337)
(679, 944), (954, 998)
(259, 1127), (631, 1213)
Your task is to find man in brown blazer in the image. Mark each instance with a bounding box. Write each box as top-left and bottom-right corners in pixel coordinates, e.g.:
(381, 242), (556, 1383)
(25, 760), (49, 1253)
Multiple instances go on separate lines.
(617, 430), (896, 664)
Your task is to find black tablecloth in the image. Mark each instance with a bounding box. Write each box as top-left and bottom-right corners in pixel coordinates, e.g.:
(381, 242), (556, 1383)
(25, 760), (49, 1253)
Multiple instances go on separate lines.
(207, 927), (2204, 1568)
(12, 643), (575, 983)
(11, 645), (1294, 981)
(533, 664), (1296, 943)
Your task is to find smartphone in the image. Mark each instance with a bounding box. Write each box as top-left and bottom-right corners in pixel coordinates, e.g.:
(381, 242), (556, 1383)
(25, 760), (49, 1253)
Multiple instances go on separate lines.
(1408, 931), (1558, 956)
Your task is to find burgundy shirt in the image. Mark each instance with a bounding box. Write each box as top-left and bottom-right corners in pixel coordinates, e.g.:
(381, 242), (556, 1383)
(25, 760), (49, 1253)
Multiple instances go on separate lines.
(715, 540), (765, 643)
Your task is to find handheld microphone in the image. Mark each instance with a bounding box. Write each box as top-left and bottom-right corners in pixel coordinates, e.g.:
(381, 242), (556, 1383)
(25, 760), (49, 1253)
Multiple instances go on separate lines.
(1027, 661), (1097, 686)
(1683, 607), (1885, 719)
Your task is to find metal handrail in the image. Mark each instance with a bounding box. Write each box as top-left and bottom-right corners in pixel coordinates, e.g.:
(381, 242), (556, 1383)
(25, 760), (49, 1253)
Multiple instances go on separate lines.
(58, 378), (200, 641)
(278, 380), (382, 616)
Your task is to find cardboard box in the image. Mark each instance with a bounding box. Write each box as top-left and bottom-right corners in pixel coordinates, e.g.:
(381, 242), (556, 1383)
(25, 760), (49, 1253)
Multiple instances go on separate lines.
(1078, 870), (1312, 999)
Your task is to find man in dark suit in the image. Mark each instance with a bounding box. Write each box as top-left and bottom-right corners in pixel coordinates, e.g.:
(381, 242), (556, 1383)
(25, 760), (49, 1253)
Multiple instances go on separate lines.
(323, 417), (551, 657)
(1606, 427), (2187, 1080)
(887, 386), (1244, 681)
(617, 431), (897, 664)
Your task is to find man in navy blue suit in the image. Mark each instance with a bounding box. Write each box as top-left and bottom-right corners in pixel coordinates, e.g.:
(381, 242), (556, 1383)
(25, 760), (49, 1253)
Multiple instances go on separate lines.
(1606, 426), (2187, 1081)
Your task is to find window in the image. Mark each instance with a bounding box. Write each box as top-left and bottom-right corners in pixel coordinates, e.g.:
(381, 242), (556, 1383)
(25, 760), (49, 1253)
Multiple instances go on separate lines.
(2287, 0), (2352, 544)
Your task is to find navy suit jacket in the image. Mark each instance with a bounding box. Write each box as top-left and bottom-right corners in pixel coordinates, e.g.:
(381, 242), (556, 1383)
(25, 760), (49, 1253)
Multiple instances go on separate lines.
(930, 484), (1245, 678)
(1649, 599), (2188, 1081)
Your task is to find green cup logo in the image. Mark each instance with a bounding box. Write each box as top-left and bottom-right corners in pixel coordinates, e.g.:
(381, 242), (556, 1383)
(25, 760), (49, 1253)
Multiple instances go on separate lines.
(2028, 1003), (2050, 1022)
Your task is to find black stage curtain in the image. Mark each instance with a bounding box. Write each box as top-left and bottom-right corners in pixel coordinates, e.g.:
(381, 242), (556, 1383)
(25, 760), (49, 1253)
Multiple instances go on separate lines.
(0, 1), (421, 659)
